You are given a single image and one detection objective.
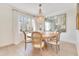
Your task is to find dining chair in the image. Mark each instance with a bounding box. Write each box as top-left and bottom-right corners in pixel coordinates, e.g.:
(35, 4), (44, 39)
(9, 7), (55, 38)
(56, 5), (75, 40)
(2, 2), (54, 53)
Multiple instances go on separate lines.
(32, 32), (45, 55)
(21, 30), (32, 50)
(46, 32), (60, 54)
(26, 32), (32, 43)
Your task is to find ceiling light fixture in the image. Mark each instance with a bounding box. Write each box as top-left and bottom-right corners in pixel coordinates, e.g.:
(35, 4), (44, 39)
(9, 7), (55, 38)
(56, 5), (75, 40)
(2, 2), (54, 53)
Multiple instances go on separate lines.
(35, 4), (45, 23)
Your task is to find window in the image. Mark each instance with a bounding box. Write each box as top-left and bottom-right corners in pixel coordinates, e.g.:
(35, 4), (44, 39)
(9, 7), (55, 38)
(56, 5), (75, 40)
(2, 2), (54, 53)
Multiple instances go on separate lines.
(18, 15), (27, 31)
(14, 10), (33, 32)
(45, 21), (51, 31)
(32, 19), (36, 31)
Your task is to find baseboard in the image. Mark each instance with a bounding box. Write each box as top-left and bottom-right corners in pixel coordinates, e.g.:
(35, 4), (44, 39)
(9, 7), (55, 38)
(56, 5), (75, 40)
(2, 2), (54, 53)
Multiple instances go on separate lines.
(61, 39), (76, 44)
(0, 41), (13, 48)
(13, 39), (24, 45)
(76, 30), (79, 55)
(76, 41), (79, 56)
(0, 40), (24, 48)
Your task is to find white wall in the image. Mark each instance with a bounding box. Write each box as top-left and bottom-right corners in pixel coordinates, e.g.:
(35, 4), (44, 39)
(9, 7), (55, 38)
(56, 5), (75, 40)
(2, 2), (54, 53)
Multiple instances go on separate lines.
(76, 30), (79, 55)
(0, 4), (24, 47)
(0, 4), (13, 47)
(48, 4), (77, 44)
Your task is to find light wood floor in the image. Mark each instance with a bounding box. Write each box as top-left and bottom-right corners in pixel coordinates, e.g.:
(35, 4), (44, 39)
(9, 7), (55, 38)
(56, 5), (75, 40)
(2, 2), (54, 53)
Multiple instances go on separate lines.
(0, 41), (78, 56)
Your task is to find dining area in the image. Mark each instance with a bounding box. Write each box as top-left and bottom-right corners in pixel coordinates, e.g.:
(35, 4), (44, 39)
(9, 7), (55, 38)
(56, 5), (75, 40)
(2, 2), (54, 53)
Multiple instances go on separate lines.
(21, 30), (60, 55)
(18, 4), (67, 56)
(19, 29), (77, 56)
(14, 4), (77, 56)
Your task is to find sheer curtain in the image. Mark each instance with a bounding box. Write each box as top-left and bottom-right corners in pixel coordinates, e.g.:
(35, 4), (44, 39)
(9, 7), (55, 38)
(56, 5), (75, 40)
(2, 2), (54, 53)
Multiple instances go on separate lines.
(13, 10), (33, 32)
(13, 9), (33, 43)
(45, 21), (51, 31)
(32, 18), (36, 31)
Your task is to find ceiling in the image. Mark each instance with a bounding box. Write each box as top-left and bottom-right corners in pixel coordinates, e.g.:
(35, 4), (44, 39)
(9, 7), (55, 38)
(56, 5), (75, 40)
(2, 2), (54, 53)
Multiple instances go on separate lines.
(9, 3), (74, 16)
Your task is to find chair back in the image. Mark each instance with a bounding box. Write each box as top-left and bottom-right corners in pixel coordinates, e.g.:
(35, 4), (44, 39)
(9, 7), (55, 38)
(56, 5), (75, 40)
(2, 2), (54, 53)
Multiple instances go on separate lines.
(32, 32), (42, 45)
(49, 32), (60, 42)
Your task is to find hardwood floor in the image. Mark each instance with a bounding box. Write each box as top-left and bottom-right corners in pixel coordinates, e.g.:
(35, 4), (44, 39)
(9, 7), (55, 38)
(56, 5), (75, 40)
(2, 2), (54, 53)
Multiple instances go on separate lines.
(0, 41), (78, 56)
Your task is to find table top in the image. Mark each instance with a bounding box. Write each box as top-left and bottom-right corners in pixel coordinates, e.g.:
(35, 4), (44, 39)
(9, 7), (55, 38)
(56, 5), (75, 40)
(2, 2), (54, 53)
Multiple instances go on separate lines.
(26, 32), (52, 39)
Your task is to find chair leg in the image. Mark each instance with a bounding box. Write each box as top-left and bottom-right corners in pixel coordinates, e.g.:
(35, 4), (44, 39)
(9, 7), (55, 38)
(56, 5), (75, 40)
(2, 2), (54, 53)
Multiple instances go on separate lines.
(56, 45), (59, 54)
(58, 45), (60, 51)
(56, 45), (60, 54)
(56, 45), (58, 54)
(40, 48), (43, 56)
(58, 45), (60, 52)
(25, 42), (26, 51)
(50, 44), (52, 48)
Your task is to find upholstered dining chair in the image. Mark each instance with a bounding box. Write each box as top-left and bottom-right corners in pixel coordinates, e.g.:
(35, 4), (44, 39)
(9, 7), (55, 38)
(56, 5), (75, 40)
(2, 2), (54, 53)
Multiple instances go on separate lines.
(32, 32), (45, 55)
(46, 32), (60, 53)
(26, 32), (32, 43)
(21, 30), (32, 50)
